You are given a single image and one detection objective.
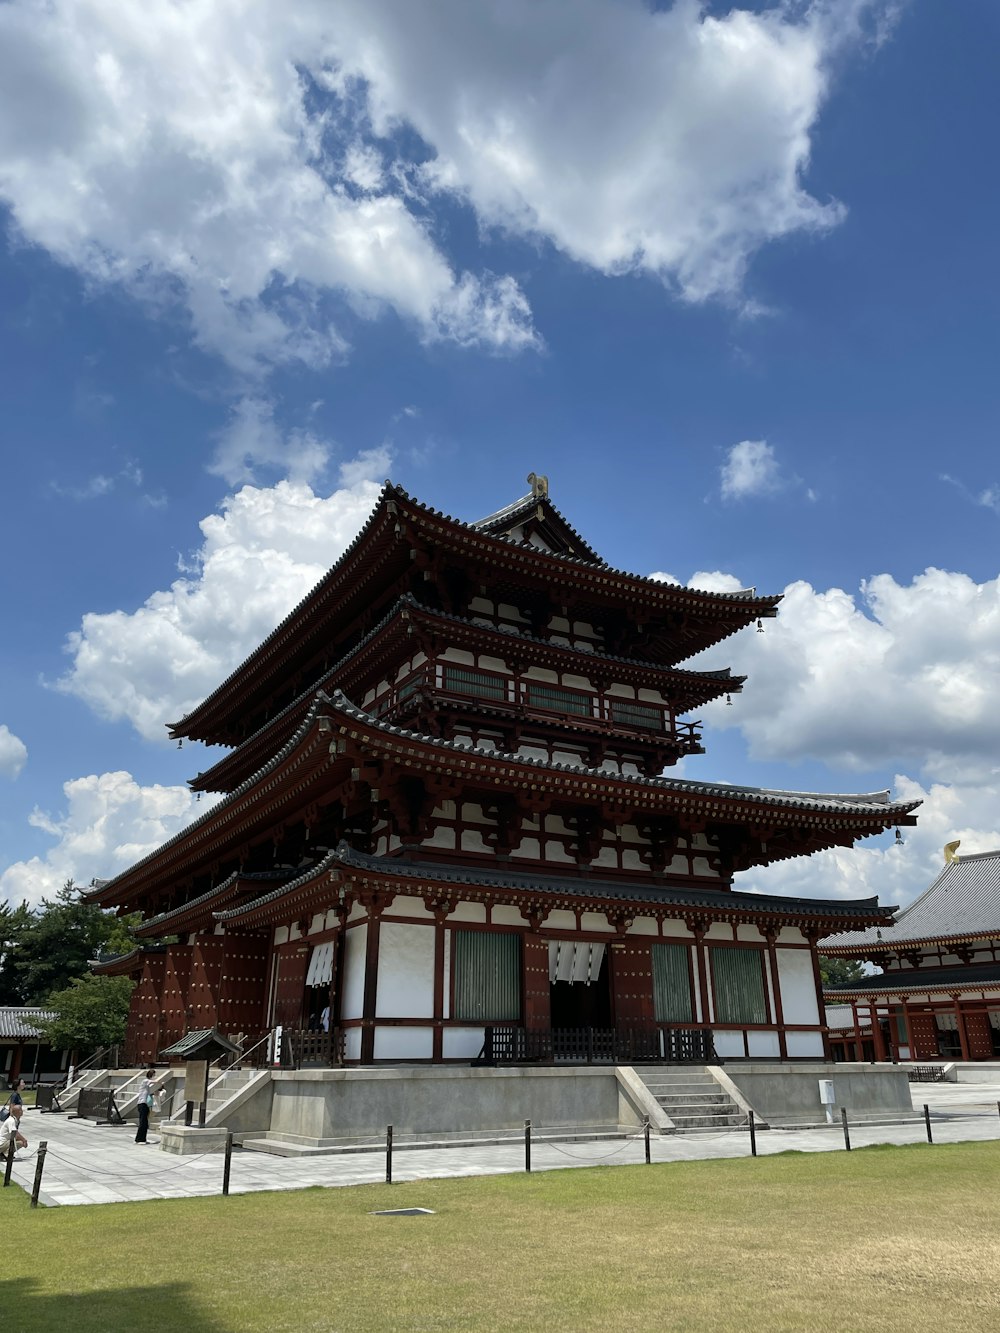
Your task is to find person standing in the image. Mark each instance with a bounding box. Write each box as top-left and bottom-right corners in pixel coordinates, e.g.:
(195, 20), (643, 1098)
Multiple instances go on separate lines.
(135, 1068), (164, 1144)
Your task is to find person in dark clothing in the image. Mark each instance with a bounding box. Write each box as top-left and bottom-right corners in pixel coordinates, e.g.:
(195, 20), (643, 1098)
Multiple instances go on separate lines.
(135, 1068), (164, 1144)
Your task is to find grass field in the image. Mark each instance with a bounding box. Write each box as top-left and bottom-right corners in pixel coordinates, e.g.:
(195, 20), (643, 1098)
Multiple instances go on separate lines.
(4, 1140), (999, 1332)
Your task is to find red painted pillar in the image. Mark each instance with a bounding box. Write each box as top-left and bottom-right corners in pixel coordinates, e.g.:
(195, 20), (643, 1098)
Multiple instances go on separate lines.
(764, 929), (787, 1059)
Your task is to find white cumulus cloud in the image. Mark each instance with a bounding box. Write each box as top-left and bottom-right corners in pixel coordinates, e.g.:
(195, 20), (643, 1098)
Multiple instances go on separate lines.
(0, 771), (205, 908)
(55, 449), (390, 741)
(721, 440), (784, 501)
(0, 726), (28, 780)
(0, 0), (894, 373)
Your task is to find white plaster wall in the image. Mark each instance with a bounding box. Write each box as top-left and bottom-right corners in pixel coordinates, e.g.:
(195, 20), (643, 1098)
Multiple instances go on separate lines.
(777, 927), (804, 945)
(622, 849), (644, 869)
(341, 924), (367, 1020)
(422, 825), (457, 850)
(546, 910), (576, 931)
(309, 913), (325, 935)
(580, 912), (613, 933)
(629, 917), (658, 936)
(523, 666), (559, 683)
(516, 745), (548, 761)
(461, 829), (490, 853)
(510, 838), (541, 859)
(637, 687), (667, 704)
(440, 647), (475, 665)
(593, 847), (617, 867)
(373, 1028), (434, 1060)
(563, 674), (592, 690)
(448, 903), (487, 923)
(376, 923), (435, 1018)
(704, 923), (732, 941)
(747, 1031), (781, 1057)
(544, 841), (574, 863)
(492, 905), (527, 926)
(274, 926), (289, 946)
(736, 925), (763, 942)
(777, 949), (821, 1025)
(606, 682), (635, 698)
(384, 895), (434, 920)
(785, 1031), (824, 1057)
(443, 1028), (486, 1059)
(661, 921), (692, 939)
(713, 1032), (744, 1058)
(461, 803), (490, 824)
(347, 902), (367, 924)
(344, 1028), (362, 1061)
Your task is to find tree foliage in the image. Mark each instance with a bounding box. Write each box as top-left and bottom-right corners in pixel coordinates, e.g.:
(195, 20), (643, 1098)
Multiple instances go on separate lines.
(819, 955), (867, 988)
(37, 975), (135, 1054)
(0, 881), (140, 1005)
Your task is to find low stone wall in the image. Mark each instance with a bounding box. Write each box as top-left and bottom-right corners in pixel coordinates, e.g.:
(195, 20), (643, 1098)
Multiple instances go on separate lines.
(721, 1062), (913, 1124)
(263, 1066), (646, 1145)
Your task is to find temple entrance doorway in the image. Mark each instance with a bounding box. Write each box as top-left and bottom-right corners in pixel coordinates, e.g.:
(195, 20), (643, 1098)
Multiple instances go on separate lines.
(548, 941), (612, 1030)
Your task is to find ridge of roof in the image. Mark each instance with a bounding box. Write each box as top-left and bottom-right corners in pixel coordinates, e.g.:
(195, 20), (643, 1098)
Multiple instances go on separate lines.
(471, 489), (606, 564)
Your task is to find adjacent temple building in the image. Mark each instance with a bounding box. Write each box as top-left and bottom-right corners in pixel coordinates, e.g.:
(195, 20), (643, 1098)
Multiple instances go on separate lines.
(825, 844), (1000, 1062)
(91, 478), (917, 1067)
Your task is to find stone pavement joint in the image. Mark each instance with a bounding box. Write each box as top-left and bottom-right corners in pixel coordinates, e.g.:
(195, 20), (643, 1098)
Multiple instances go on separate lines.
(6, 1078), (1000, 1208)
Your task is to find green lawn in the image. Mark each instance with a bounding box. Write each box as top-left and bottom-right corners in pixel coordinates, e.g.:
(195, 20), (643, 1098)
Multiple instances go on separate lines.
(4, 1141), (999, 1332)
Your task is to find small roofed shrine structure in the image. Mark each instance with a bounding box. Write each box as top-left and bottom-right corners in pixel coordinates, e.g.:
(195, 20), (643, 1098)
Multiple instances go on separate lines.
(89, 477), (917, 1067)
(824, 844), (1000, 1062)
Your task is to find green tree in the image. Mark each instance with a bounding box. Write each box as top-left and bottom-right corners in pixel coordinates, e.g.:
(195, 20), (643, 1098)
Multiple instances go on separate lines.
(2, 881), (140, 1004)
(819, 955), (867, 988)
(0, 899), (34, 1004)
(37, 974), (135, 1055)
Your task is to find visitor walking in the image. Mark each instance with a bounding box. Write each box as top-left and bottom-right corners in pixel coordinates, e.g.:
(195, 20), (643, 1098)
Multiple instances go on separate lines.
(135, 1068), (164, 1144)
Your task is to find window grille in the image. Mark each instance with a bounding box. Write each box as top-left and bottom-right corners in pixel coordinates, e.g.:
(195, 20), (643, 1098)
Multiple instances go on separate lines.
(709, 947), (768, 1024)
(609, 699), (664, 731)
(441, 665), (507, 702)
(652, 943), (693, 1022)
(524, 682), (592, 717)
(452, 931), (521, 1021)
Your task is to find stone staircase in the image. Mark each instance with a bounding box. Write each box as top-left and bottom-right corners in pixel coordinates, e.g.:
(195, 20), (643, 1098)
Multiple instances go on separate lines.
(639, 1067), (747, 1132)
(163, 1066), (261, 1121)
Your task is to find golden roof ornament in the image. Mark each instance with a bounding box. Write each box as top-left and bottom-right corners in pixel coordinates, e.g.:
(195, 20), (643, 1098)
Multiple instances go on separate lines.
(943, 839), (961, 864)
(527, 471), (549, 498)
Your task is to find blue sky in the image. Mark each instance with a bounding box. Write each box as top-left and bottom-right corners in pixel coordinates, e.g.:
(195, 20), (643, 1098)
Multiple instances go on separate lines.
(1, 0), (998, 911)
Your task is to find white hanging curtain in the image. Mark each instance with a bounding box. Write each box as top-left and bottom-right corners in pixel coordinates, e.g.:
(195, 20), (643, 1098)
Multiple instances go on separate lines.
(305, 941), (334, 988)
(548, 940), (605, 985)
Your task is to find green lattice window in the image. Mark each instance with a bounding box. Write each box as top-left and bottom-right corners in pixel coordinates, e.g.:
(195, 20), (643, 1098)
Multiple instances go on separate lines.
(609, 699), (664, 732)
(652, 943), (693, 1023)
(441, 665), (507, 702)
(710, 947), (768, 1024)
(452, 931), (522, 1021)
(524, 682), (592, 717)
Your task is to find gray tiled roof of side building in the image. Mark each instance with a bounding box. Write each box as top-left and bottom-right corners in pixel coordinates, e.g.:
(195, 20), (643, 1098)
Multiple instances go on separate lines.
(825, 849), (1000, 951)
(0, 1007), (55, 1040)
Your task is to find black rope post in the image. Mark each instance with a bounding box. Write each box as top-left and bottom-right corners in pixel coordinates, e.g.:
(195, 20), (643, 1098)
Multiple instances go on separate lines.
(184, 1100), (194, 1127)
(30, 1141), (47, 1208)
(840, 1107), (852, 1151)
(385, 1124), (393, 1184)
(2, 1139), (14, 1187)
(748, 1109), (757, 1158)
(222, 1131), (233, 1196)
(524, 1118), (531, 1174)
(643, 1115), (651, 1164)
(923, 1103), (933, 1144)
(996, 1100), (999, 1124)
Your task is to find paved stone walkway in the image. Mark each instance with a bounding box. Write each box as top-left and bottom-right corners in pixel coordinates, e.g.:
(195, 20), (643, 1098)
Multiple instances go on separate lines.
(7, 1078), (1000, 1208)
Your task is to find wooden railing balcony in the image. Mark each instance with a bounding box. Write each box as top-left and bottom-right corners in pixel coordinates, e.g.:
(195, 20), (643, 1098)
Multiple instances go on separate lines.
(371, 664), (703, 755)
(476, 1025), (717, 1066)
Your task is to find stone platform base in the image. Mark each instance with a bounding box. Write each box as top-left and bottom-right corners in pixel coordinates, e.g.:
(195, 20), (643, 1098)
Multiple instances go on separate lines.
(159, 1124), (231, 1155)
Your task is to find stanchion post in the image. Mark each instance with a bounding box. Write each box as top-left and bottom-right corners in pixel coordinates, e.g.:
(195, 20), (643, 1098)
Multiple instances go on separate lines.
(923, 1103), (933, 1144)
(748, 1109), (757, 1158)
(2, 1139), (14, 1187)
(840, 1107), (852, 1152)
(386, 1124), (393, 1184)
(30, 1141), (47, 1208)
(524, 1118), (531, 1174)
(222, 1131), (233, 1196)
(643, 1115), (651, 1164)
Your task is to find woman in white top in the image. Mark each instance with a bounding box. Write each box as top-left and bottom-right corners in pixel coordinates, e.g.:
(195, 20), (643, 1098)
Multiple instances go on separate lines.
(135, 1068), (163, 1144)
(0, 1104), (27, 1158)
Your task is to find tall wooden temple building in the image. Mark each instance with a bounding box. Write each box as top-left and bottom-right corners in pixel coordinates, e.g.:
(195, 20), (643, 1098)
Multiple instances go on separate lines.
(91, 478), (917, 1066)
